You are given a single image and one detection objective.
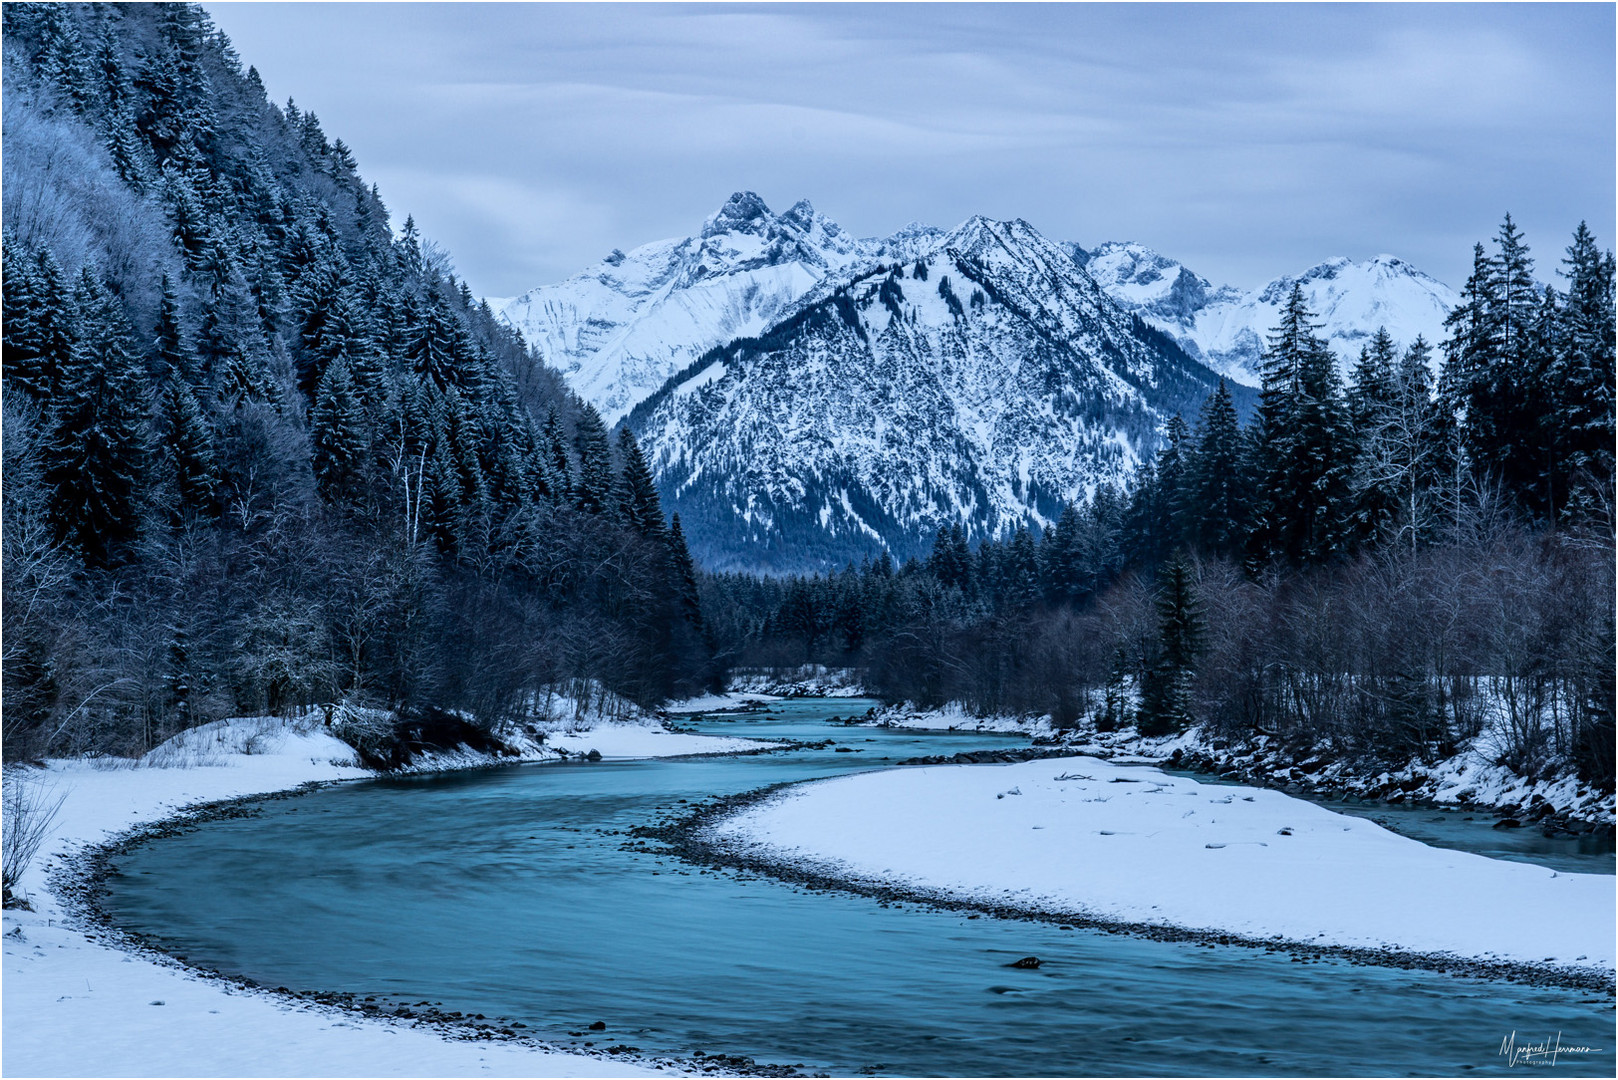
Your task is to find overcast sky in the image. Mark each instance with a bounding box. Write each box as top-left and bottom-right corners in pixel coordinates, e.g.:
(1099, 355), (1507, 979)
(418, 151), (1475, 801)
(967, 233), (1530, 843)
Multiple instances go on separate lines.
(206, 2), (1615, 299)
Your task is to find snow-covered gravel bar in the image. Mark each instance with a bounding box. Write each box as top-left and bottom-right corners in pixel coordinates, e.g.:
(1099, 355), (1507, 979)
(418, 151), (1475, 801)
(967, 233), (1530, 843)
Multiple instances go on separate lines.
(711, 755), (1615, 975)
(544, 722), (779, 759)
(2, 715), (774, 1077)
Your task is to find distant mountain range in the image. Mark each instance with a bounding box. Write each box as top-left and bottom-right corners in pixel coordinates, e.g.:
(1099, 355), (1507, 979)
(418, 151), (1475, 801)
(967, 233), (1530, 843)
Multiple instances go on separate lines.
(493, 195), (1460, 571)
(1074, 241), (1459, 386)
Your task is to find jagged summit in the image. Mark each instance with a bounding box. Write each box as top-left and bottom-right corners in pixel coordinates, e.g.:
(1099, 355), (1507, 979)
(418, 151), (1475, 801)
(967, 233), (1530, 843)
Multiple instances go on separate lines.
(493, 193), (881, 423)
(867, 221), (946, 263)
(778, 198), (820, 230)
(702, 190), (773, 237)
(942, 214), (1042, 250)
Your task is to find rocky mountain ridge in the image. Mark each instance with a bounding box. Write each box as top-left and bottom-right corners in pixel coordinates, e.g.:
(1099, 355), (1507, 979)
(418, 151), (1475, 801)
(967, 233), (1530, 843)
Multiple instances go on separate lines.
(623, 215), (1240, 571)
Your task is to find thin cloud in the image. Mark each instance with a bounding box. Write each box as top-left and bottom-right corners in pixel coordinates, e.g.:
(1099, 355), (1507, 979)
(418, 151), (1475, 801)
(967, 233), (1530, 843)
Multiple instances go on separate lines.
(207, 2), (1616, 298)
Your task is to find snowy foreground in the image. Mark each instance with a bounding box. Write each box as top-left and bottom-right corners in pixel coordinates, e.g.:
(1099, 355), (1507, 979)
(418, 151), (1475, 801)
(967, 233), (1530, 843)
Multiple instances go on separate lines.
(713, 755), (1616, 974)
(2, 714), (774, 1078)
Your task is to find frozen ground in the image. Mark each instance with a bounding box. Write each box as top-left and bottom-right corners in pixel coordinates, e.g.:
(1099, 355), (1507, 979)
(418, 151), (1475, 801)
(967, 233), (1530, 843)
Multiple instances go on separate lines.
(726, 666), (867, 697)
(662, 691), (781, 714)
(1, 714), (753, 1077)
(860, 700), (1615, 825)
(713, 755), (1615, 974)
(869, 701), (1055, 738)
(543, 722), (780, 758)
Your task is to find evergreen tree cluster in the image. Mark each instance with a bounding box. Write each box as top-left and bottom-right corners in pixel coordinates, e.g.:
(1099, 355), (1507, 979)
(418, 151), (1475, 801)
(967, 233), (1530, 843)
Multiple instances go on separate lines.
(2, 4), (711, 760)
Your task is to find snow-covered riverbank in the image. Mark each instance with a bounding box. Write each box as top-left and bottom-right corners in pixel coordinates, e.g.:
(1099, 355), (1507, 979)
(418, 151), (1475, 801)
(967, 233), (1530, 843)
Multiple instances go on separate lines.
(710, 755), (1616, 979)
(859, 702), (1616, 828)
(725, 666), (867, 698)
(2, 712), (775, 1077)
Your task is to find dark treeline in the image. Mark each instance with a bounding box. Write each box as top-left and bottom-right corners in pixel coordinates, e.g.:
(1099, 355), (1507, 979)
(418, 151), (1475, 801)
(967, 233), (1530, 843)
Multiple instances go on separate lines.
(2, 3), (712, 760)
(727, 218), (1616, 789)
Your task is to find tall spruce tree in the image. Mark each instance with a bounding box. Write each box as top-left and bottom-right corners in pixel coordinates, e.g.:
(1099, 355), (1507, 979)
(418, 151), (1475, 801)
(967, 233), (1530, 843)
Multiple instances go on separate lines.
(541, 405), (575, 502)
(310, 356), (368, 504)
(156, 378), (217, 523)
(1251, 285), (1355, 564)
(1137, 554), (1203, 736)
(1188, 379), (1249, 559)
(616, 427), (666, 539)
(1550, 222), (1617, 518)
(572, 404), (614, 515)
(153, 273), (197, 386)
(1347, 327), (1402, 545)
(43, 271), (149, 564)
(668, 514), (704, 629)
(2, 242), (73, 400)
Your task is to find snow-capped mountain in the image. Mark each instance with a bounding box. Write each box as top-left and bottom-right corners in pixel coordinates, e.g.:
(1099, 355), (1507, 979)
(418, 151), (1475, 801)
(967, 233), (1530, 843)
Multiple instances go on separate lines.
(493, 193), (941, 424)
(1077, 242), (1459, 385)
(625, 217), (1242, 572)
(1073, 241), (1245, 333)
(497, 196), (1456, 570)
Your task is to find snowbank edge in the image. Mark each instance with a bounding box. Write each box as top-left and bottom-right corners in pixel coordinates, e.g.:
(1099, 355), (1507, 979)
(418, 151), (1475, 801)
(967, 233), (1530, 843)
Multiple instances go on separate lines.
(643, 775), (1616, 996)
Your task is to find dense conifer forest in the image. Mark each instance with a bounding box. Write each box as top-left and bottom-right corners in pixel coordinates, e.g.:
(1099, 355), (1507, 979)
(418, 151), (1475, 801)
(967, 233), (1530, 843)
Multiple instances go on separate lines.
(2, 3), (711, 760)
(2, 3), (1612, 797)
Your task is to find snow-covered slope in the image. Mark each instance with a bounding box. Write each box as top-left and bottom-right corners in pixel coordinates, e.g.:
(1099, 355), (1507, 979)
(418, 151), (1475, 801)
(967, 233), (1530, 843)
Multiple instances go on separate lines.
(494, 194), (938, 424)
(626, 217), (1237, 572)
(1080, 242), (1459, 386)
(1073, 240), (1245, 333)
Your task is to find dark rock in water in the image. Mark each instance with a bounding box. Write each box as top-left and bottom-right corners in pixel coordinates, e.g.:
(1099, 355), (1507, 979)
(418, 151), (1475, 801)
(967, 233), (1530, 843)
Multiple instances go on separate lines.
(589, 1020), (607, 1031)
(1008, 956), (1042, 969)
(1493, 817), (1523, 829)
(586, 749), (603, 762)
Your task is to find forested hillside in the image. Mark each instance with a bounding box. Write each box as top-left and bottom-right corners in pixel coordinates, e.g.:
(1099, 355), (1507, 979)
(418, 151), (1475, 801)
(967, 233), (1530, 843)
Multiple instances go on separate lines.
(725, 220), (1616, 789)
(2, 3), (711, 760)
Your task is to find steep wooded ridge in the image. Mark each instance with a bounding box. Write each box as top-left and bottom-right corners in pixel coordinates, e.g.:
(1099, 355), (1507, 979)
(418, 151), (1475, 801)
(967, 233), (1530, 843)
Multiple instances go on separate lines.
(625, 216), (1244, 571)
(2, 2), (711, 762)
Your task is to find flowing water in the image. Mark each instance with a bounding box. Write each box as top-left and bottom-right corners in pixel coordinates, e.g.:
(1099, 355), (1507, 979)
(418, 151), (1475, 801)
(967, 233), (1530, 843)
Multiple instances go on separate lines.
(103, 699), (1614, 1077)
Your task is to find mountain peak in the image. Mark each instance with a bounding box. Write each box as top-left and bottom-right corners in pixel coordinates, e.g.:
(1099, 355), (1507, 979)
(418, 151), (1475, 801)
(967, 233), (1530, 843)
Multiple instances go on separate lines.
(870, 222), (945, 263)
(779, 198), (817, 227)
(703, 191), (773, 238)
(942, 215), (1047, 260)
